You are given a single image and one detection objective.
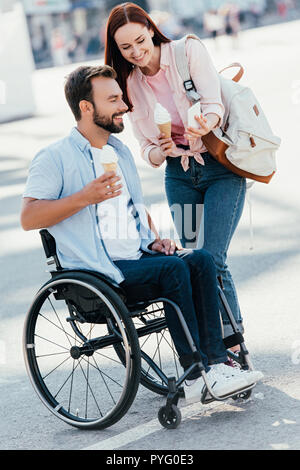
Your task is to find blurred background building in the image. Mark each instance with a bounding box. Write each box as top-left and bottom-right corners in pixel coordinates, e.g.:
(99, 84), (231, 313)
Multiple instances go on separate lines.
(1, 0), (299, 70)
(0, 1), (35, 122)
(1, 0), (299, 120)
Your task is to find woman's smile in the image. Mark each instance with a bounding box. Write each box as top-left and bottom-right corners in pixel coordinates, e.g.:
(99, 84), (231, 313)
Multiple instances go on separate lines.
(133, 52), (146, 62)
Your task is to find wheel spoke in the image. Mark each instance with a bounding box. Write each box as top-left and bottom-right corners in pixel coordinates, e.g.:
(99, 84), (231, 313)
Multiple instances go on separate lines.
(156, 332), (162, 376)
(134, 306), (182, 394)
(34, 333), (71, 352)
(48, 297), (74, 348)
(38, 311), (79, 344)
(77, 358), (103, 417)
(94, 350), (123, 365)
(91, 355), (117, 405)
(67, 358), (76, 414)
(52, 356), (82, 399)
(140, 332), (152, 349)
(36, 351), (70, 359)
(42, 354), (72, 380)
(145, 329), (165, 374)
(82, 354), (124, 391)
(85, 357), (90, 418)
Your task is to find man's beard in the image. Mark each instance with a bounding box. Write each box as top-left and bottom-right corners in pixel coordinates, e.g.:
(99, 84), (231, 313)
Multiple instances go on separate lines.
(93, 109), (124, 133)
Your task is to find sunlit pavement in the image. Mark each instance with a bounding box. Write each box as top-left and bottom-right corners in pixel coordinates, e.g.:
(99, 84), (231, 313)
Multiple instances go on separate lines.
(0, 19), (300, 450)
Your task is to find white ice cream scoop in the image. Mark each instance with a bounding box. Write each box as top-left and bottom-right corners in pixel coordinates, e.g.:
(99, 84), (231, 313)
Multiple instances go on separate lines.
(99, 145), (118, 164)
(154, 102), (171, 125)
(154, 103), (172, 138)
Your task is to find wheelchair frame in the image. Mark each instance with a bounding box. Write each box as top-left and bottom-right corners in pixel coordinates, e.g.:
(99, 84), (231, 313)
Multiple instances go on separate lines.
(23, 229), (255, 430)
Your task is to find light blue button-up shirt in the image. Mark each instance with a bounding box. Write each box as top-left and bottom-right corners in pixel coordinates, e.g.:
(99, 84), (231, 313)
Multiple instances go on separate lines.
(23, 127), (157, 284)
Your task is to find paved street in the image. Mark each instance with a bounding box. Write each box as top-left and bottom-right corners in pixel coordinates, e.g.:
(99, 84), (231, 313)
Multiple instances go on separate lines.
(1, 19), (300, 450)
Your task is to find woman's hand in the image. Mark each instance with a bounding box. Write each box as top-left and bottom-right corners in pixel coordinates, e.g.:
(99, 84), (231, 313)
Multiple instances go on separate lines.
(158, 133), (183, 158)
(184, 113), (220, 143)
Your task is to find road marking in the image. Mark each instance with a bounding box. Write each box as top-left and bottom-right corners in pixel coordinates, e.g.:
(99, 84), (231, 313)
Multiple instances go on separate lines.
(82, 401), (222, 450)
(270, 443), (290, 450)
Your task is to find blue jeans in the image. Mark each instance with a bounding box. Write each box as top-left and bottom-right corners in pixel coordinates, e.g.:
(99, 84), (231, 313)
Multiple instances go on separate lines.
(165, 152), (246, 336)
(115, 249), (228, 375)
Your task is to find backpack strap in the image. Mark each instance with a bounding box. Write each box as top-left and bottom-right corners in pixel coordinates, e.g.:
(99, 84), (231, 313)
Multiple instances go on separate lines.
(174, 35), (244, 100)
(174, 35), (201, 103)
(219, 62), (244, 83)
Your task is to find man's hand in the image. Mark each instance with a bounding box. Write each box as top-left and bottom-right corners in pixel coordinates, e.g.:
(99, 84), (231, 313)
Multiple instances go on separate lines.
(150, 238), (178, 255)
(21, 172), (122, 231)
(80, 171), (122, 205)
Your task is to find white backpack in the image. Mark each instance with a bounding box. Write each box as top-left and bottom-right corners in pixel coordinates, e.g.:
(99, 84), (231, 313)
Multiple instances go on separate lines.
(174, 35), (281, 183)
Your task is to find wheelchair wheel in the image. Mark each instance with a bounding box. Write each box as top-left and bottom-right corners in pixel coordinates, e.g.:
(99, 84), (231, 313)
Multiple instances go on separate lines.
(232, 389), (252, 401)
(158, 405), (181, 429)
(115, 302), (184, 397)
(23, 273), (141, 430)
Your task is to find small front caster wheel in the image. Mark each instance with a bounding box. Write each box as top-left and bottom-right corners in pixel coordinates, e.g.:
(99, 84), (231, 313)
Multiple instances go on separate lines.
(158, 405), (181, 429)
(232, 389), (252, 401)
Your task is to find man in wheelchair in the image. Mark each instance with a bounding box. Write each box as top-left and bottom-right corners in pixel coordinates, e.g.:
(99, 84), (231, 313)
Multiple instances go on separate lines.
(21, 64), (263, 405)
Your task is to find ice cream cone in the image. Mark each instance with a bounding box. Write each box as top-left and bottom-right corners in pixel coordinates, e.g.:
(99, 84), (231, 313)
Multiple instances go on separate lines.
(154, 103), (172, 138)
(102, 162), (117, 173)
(102, 162), (117, 186)
(99, 145), (118, 186)
(157, 121), (172, 138)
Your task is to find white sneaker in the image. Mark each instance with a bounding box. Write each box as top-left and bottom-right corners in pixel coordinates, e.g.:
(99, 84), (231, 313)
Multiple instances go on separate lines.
(184, 378), (203, 404)
(184, 368), (248, 403)
(214, 363), (264, 386)
(206, 367), (249, 397)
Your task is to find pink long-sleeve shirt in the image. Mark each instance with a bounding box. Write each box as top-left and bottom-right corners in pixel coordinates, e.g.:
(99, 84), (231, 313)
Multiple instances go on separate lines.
(127, 35), (225, 170)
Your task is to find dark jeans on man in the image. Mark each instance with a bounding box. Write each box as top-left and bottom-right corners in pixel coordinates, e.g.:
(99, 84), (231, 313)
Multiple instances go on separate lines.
(115, 249), (228, 375)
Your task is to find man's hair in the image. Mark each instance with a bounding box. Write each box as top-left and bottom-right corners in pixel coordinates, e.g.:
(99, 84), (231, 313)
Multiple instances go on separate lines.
(64, 65), (117, 121)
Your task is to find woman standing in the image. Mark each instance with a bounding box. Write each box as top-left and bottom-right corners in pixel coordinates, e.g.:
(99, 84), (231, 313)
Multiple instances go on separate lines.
(105, 2), (246, 348)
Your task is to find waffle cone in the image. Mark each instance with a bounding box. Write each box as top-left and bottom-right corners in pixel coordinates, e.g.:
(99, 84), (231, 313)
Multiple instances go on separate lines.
(102, 162), (117, 185)
(157, 121), (171, 138)
(102, 162), (117, 173)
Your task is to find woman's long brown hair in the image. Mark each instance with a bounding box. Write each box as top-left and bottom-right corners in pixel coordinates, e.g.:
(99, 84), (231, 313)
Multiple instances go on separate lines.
(105, 2), (171, 111)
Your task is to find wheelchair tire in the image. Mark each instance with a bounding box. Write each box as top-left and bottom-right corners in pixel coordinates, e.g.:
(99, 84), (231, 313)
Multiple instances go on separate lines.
(232, 389), (252, 401)
(23, 273), (141, 430)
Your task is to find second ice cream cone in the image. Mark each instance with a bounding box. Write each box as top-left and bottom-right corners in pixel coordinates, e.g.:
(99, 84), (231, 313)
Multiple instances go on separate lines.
(158, 121), (172, 138)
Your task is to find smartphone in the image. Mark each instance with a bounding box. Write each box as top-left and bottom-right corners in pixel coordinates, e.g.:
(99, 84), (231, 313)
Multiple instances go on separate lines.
(187, 101), (201, 127)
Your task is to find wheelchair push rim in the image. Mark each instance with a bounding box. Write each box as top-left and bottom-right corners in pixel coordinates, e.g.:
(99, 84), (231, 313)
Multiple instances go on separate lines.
(23, 277), (141, 430)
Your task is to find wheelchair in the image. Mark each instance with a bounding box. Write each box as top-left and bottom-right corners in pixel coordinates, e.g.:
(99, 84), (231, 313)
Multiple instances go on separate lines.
(23, 229), (255, 430)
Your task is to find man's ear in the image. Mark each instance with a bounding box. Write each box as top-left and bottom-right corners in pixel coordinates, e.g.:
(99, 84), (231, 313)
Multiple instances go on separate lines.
(79, 100), (93, 115)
